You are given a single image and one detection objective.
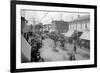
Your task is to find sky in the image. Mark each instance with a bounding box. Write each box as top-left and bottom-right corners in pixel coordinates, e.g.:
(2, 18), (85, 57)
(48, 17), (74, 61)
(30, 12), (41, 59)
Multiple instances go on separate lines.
(21, 10), (89, 25)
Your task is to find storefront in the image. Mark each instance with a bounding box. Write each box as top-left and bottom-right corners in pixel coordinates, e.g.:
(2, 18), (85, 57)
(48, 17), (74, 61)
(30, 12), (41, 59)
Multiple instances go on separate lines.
(79, 31), (90, 49)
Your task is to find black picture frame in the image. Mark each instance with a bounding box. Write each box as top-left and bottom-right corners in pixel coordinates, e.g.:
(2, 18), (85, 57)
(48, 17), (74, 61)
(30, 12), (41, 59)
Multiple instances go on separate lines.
(10, 0), (97, 72)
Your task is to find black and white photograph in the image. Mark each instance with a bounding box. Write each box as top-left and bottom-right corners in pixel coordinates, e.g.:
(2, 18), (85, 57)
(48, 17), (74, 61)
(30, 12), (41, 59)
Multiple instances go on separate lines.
(10, 1), (97, 72)
(21, 10), (90, 63)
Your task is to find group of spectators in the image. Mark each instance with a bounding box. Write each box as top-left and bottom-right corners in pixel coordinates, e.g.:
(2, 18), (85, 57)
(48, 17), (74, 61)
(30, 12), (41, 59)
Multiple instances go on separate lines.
(21, 16), (78, 62)
(22, 30), (77, 62)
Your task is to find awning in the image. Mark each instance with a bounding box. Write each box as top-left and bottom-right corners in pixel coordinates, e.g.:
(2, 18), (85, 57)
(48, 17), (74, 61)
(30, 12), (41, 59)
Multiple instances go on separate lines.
(80, 31), (90, 40)
(62, 30), (74, 37)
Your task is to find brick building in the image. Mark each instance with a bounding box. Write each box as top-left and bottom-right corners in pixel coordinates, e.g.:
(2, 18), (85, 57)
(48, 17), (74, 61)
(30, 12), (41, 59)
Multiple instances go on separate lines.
(51, 21), (69, 34)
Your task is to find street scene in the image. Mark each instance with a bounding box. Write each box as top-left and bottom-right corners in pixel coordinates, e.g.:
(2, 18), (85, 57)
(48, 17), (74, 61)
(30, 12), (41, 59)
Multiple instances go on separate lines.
(21, 10), (90, 63)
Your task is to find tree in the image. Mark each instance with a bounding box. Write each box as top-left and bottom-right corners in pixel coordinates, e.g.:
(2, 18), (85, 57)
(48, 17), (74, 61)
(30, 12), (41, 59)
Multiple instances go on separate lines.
(35, 23), (43, 32)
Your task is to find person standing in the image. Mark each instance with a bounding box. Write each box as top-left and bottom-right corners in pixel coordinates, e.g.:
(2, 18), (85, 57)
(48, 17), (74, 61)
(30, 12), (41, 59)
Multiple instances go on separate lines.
(74, 45), (77, 53)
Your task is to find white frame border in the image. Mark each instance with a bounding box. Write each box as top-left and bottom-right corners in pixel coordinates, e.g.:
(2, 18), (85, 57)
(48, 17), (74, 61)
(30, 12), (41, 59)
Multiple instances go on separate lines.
(16, 4), (94, 69)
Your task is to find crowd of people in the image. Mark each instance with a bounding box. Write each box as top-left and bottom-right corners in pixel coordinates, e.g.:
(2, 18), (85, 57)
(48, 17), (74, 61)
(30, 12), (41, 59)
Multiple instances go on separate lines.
(21, 17), (90, 62)
(22, 30), (77, 62)
(21, 16), (90, 62)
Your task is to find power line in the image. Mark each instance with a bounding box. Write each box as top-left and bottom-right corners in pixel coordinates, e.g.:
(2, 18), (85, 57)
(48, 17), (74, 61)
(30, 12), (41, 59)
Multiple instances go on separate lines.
(40, 12), (48, 22)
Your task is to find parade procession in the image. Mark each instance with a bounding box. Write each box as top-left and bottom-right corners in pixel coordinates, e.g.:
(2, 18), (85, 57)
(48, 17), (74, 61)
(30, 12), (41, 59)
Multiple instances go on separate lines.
(21, 10), (90, 63)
